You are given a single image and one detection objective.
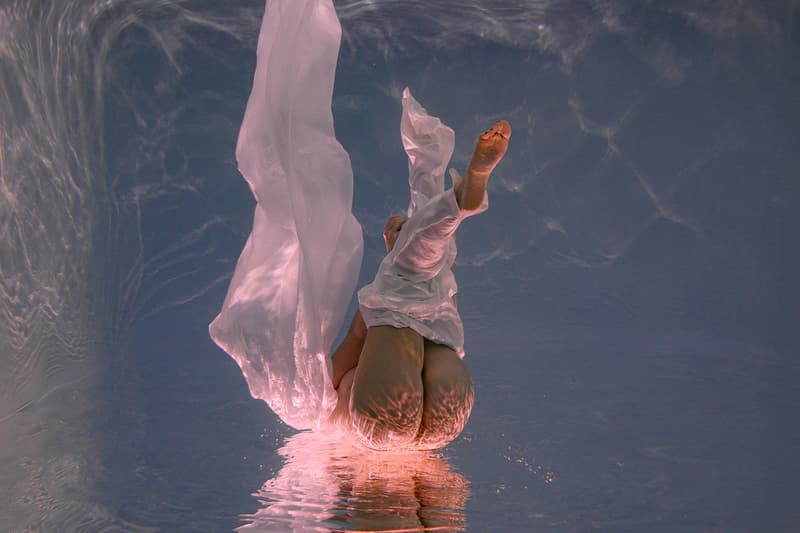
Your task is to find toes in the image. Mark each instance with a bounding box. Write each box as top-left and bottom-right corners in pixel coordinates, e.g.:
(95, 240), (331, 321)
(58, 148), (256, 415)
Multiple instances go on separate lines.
(493, 120), (512, 139)
(501, 122), (512, 138)
(479, 120), (512, 141)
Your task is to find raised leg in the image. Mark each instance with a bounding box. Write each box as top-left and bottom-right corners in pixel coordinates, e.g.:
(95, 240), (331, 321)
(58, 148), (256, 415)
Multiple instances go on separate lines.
(390, 119), (512, 277)
(455, 120), (512, 213)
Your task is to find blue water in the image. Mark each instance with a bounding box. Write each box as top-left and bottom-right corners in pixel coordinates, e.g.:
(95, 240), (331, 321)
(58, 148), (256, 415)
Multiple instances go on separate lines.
(1, 1), (798, 531)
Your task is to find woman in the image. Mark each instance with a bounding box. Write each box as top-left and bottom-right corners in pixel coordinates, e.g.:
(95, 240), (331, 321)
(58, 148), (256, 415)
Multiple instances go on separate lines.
(209, 0), (510, 452)
(329, 120), (511, 451)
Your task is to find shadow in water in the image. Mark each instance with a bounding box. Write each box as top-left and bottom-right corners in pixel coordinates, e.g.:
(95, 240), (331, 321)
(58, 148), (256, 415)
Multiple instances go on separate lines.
(243, 431), (470, 532)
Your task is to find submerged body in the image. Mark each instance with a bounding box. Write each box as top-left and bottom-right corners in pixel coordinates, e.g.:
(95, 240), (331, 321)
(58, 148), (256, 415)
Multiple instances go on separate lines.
(330, 120), (511, 451)
(209, 0), (509, 451)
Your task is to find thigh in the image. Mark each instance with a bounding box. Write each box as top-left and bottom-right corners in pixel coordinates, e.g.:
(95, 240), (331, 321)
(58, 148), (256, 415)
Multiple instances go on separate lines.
(413, 340), (474, 450)
(349, 325), (425, 449)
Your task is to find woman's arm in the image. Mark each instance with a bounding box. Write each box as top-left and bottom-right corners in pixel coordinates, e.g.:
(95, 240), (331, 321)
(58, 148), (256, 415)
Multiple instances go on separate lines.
(331, 309), (367, 389)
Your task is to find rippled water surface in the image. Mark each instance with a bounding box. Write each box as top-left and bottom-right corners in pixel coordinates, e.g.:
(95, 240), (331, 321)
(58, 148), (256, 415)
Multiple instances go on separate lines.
(1, 0), (798, 531)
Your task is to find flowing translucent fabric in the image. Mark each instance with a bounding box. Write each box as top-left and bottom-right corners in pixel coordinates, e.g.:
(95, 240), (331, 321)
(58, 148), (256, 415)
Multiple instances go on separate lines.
(208, 0), (362, 430)
(400, 87), (456, 218)
(209, 0), (468, 431)
(357, 88), (484, 357)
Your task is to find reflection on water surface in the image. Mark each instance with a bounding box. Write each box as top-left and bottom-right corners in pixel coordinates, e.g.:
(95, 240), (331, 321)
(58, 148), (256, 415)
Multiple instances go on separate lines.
(244, 432), (468, 532)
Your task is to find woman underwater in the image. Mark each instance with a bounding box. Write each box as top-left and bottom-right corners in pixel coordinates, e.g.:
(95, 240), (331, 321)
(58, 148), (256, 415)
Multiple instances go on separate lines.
(329, 121), (510, 451)
(209, 0), (510, 452)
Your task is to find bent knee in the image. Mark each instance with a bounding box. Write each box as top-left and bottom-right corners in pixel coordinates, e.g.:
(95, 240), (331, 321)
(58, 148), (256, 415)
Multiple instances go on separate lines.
(349, 405), (421, 450)
(414, 380), (474, 450)
(348, 389), (423, 450)
(421, 345), (475, 420)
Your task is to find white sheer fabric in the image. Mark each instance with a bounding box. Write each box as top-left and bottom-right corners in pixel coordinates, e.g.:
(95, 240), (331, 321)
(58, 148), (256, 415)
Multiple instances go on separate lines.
(358, 89), (488, 356)
(209, 0), (362, 430)
(209, 0), (480, 430)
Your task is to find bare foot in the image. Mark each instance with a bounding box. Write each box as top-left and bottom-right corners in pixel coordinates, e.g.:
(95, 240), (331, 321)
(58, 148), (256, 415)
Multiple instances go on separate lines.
(383, 214), (407, 253)
(456, 120), (511, 212)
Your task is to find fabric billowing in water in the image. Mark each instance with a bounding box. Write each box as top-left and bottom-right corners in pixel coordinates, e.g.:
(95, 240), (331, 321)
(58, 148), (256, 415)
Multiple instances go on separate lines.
(358, 90), (489, 358)
(209, 0), (362, 430)
(210, 0), (468, 431)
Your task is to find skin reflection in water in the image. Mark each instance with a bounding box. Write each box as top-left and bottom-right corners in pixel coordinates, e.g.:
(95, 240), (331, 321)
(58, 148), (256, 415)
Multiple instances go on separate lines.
(241, 432), (469, 532)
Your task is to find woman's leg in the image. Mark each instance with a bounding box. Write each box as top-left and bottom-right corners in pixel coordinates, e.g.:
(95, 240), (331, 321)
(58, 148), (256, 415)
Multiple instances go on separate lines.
(413, 340), (475, 450)
(456, 120), (512, 212)
(342, 332), (475, 451)
(348, 325), (425, 450)
(341, 120), (511, 450)
(390, 119), (512, 279)
(331, 309), (368, 389)
(345, 199), (455, 450)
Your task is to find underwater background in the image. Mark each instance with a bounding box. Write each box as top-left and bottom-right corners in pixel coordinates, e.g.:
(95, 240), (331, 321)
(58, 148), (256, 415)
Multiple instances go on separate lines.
(0, 0), (798, 530)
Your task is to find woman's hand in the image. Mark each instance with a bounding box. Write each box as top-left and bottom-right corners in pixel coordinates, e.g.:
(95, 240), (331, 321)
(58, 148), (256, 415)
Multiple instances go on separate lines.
(383, 214), (407, 253)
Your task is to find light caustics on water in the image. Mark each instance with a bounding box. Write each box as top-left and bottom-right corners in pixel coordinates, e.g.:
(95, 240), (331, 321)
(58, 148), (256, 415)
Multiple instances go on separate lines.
(0, 0), (258, 529)
(336, 0), (786, 273)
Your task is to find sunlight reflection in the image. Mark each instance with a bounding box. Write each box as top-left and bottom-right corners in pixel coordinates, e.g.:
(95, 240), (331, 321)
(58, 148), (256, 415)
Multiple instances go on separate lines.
(241, 432), (469, 532)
